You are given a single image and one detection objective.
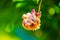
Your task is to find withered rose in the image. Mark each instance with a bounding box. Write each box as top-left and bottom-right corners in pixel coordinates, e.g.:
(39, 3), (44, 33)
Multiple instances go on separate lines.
(22, 9), (41, 31)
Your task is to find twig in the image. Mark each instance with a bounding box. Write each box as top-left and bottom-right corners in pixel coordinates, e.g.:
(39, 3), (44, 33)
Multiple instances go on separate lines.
(38, 0), (42, 13)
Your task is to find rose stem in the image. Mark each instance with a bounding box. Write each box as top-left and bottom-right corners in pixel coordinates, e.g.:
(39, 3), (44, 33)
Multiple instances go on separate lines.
(38, 0), (42, 13)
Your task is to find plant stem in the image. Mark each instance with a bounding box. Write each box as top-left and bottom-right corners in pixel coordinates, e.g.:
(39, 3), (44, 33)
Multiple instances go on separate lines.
(38, 0), (42, 13)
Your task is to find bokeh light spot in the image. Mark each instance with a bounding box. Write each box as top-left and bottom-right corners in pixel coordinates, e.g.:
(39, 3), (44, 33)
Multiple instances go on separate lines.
(48, 8), (55, 16)
(58, 2), (60, 7)
(53, 6), (60, 14)
(15, 3), (23, 8)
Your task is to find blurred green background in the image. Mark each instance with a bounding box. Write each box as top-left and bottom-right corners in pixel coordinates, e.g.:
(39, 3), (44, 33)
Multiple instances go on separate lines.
(0, 0), (60, 40)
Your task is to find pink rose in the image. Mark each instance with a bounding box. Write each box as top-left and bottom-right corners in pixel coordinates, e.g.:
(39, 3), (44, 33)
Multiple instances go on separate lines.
(22, 9), (41, 31)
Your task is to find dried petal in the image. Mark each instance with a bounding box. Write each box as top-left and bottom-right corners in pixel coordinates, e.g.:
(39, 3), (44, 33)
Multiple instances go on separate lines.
(22, 9), (41, 31)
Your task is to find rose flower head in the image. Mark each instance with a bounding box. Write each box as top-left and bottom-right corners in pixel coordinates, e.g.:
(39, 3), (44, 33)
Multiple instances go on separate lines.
(22, 9), (41, 31)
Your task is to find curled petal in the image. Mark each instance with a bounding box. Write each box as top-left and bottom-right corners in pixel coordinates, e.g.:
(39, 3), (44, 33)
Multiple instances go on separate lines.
(35, 13), (41, 18)
(31, 9), (35, 14)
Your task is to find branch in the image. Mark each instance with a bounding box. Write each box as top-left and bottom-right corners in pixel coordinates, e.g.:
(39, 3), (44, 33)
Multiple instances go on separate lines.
(38, 0), (42, 13)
